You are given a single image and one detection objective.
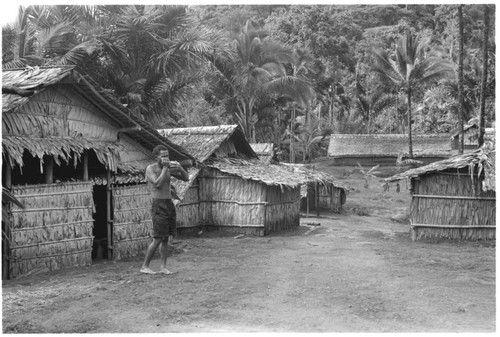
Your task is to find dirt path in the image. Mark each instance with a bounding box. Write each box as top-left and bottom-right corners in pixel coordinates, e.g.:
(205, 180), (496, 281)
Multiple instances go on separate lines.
(2, 211), (495, 333)
(2, 168), (496, 333)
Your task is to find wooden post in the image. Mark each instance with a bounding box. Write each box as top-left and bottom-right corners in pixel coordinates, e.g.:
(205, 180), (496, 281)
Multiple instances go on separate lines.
(5, 161), (12, 188)
(45, 156), (54, 184)
(306, 188), (310, 216)
(3, 162), (12, 280)
(83, 150), (89, 181)
(106, 169), (113, 260)
(315, 182), (319, 217)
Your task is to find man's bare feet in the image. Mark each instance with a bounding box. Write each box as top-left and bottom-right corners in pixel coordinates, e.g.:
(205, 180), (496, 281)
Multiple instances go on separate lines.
(158, 268), (176, 275)
(140, 267), (156, 274)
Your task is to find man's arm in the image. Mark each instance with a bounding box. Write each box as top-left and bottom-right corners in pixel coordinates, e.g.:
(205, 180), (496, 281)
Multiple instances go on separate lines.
(146, 165), (169, 188)
(170, 163), (189, 182)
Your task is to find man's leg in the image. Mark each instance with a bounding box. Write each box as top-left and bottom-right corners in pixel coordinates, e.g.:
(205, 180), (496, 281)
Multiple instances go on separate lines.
(140, 238), (161, 274)
(158, 238), (174, 274)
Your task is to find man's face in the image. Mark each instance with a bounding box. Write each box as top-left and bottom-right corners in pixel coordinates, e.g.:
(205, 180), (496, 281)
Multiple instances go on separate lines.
(157, 150), (170, 165)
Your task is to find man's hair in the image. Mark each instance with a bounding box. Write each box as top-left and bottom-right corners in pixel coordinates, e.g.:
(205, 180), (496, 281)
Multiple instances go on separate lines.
(152, 145), (169, 157)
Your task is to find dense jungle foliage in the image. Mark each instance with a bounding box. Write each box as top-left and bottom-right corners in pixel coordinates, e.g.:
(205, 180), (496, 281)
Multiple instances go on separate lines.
(2, 4), (495, 162)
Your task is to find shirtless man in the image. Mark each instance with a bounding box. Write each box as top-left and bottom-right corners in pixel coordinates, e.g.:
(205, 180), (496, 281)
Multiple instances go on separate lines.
(140, 145), (189, 275)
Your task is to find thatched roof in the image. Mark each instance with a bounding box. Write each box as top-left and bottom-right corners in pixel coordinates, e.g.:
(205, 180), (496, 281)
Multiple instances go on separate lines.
(205, 157), (346, 191)
(328, 134), (452, 158)
(280, 163), (350, 191)
(449, 121), (495, 139)
(250, 143), (274, 163)
(383, 142), (496, 191)
(2, 66), (194, 172)
(207, 158), (307, 189)
(2, 135), (135, 172)
(158, 125), (257, 163)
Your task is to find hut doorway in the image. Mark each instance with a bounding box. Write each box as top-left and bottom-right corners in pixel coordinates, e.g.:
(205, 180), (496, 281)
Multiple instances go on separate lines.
(92, 185), (109, 260)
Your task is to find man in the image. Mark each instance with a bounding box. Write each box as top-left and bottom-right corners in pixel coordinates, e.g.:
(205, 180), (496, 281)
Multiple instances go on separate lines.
(140, 145), (189, 275)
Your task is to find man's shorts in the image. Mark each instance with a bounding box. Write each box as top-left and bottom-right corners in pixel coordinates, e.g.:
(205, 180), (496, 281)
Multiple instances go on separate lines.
(151, 199), (176, 239)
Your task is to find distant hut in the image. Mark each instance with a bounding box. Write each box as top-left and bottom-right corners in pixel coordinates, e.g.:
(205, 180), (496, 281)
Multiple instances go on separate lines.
(383, 143), (495, 241)
(281, 163), (348, 214)
(450, 122), (495, 152)
(328, 134), (452, 166)
(2, 66), (194, 278)
(159, 125), (326, 236)
(250, 143), (275, 163)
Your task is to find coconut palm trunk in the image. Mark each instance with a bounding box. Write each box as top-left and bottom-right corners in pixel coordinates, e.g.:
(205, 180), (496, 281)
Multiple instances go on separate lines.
(407, 88), (413, 157)
(478, 4), (489, 148)
(458, 4), (465, 154)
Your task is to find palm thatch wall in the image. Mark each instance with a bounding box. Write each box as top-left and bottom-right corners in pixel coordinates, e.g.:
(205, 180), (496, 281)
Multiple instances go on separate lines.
(112, 183), (153, 260)
(7, 182), (94, 278)
(384, 143), (495, 241)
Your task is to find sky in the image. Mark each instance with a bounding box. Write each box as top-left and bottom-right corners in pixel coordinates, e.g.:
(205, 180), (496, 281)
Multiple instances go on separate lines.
(0, 1), (491, 27)
(1, 3), (19, 26)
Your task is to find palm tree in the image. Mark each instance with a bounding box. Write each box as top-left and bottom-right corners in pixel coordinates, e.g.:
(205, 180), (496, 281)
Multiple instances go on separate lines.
(353, 79), (394, 133)
(96, 5), (232, 125)
(457, 4), (465, 153)
(478, 4), (490, 148)
(212, 20), (313, 142)
(2, 5), (102, 69)
(372, 31), (455, 157)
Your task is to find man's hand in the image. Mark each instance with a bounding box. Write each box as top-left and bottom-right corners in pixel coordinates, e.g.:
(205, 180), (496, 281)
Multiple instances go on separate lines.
(169, 161), (182, 172)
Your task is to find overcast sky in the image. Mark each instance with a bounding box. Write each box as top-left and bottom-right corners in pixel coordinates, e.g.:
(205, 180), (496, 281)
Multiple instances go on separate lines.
(0, 1), (487, 27)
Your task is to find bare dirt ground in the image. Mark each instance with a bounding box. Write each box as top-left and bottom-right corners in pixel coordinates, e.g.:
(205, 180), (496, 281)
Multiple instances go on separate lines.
(2, 163), (496, 333)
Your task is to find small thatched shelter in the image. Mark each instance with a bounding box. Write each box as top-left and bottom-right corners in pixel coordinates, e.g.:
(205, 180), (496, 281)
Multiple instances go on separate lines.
(2, 66), (194, 278)
(280, 163), (348, 214)
(159, 125), (344, 236)
(250, 143), (275, 163)
(449, 123), (495, 151)
(328, 134), (452, 166)
(383, 142), (495, 241)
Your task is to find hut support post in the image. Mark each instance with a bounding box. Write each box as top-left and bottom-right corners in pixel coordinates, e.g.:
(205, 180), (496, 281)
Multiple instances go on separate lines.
(83, 150), (89, 181)
(2, 162), (12, 280)
(306, 189), (310, 216)
(315, 182), (319, 217)
(106, 170), (113, 259)
(5, 161), (12, 188)
(45, 156), (54, 184)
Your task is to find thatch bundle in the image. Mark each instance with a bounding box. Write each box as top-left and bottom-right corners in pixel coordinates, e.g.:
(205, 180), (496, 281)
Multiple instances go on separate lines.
(112, 184), (153, 260)
(8, 182), (94, 277)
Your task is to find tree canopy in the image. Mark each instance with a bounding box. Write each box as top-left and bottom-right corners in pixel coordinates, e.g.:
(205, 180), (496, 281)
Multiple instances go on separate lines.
(2, 4), (495, 162)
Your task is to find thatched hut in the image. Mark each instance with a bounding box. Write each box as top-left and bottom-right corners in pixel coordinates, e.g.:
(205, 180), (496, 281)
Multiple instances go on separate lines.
(158, 125), (341, 236)
(328, 134), (452, 166)
(383, 143), (495, 241)
(2, 66), (194, 278)
(280, 163), (348, 214)
(449, 123), (495, 152)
